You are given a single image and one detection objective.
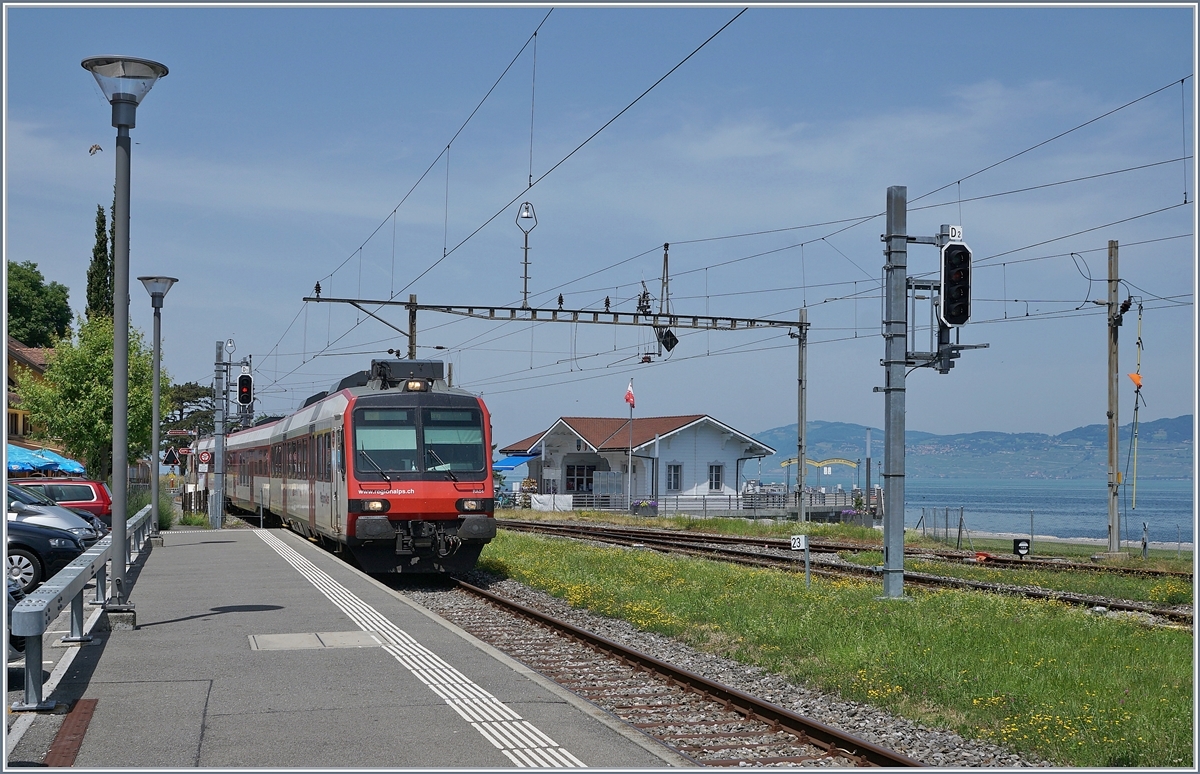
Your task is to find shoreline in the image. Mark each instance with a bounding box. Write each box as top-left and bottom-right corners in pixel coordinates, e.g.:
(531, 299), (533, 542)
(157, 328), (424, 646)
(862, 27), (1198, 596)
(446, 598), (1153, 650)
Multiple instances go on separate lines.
(962, 529), (1194, 552)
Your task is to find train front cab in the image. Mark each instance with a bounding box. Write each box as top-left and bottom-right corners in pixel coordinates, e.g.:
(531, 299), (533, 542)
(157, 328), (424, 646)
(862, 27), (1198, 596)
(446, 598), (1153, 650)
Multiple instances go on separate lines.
(343, 383), (496, 574)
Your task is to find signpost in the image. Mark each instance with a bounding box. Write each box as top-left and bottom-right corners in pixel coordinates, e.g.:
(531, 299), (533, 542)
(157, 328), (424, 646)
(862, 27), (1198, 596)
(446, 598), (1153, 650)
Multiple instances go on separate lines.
(790, 534), (811, 587)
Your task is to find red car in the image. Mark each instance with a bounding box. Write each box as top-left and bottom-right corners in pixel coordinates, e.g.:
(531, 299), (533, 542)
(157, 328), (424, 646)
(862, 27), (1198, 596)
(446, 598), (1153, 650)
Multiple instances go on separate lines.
(10, 478), (112, 523)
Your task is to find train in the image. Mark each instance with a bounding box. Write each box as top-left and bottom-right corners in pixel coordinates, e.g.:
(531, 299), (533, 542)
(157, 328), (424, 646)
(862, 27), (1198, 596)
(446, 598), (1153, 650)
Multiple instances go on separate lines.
(194, 359), (496, 574)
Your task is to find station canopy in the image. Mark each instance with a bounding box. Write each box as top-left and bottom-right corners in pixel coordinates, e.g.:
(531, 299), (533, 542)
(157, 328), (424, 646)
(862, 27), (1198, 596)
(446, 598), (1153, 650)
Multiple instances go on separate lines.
(492, 454), (539, 471)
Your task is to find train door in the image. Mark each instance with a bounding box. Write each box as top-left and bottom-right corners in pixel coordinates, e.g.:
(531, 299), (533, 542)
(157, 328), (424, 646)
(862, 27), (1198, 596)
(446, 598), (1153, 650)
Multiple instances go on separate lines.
(322, 432), (335, 535)
(332, 428), (345, 535)
(307, 430), (317, 534)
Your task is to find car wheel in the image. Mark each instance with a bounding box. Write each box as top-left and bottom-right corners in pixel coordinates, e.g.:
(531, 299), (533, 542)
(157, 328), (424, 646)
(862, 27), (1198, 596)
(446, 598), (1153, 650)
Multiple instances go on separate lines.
(7, 549), (42, 595)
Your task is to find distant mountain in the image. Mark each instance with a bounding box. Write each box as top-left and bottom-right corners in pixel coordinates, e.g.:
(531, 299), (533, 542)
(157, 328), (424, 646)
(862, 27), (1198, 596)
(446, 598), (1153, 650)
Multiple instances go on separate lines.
(750, 415), (1193, 482)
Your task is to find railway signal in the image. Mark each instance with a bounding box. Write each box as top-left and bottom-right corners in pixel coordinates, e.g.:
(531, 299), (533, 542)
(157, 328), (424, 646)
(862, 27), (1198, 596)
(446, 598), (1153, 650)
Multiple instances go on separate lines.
(939, 241), (972, 327)
(237, 373), (254, 406)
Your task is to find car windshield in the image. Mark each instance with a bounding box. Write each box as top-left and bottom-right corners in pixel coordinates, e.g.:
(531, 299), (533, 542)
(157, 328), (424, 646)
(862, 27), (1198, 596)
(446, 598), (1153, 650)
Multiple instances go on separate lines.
(8, 485), (56, 506)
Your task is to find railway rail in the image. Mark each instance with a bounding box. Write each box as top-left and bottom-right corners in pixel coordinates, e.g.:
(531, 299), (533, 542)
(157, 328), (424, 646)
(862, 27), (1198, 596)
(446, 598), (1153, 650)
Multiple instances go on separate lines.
(497, 520), (1193, 626)
(444, 579), (924, 767)
(498, 519), (1191, 578)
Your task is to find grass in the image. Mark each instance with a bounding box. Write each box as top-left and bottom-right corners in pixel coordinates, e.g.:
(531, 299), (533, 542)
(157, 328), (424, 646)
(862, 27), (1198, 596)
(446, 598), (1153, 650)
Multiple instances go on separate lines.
(125, 483), (175, 531)
(478, 530), (1194, 767)
(839, 552), (1194, 605)
(498, 508), (1194, 574)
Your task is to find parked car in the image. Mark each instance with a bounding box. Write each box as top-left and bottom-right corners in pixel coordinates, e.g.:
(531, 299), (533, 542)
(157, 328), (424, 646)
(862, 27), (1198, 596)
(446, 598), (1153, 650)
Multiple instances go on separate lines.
(11, 478), (112, 524)
(6, 518), (86, 595)
(7, 577), (26, 663)
(7, 485), (100, 547)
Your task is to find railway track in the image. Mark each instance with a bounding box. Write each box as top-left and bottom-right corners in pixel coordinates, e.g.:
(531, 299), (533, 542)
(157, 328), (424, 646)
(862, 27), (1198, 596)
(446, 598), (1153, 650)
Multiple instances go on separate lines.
(498, 519), (1193, 626)
(439, 578), (924, 767)
(498, 519), (1191, 578)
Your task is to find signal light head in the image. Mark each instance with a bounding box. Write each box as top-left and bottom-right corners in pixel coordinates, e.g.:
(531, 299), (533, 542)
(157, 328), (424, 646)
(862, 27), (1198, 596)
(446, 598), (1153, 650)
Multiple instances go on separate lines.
(939, 242), (972, 327)
(236, 374), (254, 406)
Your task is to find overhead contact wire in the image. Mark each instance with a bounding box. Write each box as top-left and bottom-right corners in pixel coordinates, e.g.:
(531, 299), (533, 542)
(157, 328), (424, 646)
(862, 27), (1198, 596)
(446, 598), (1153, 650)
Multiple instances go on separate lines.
(392, 8), (748, 297)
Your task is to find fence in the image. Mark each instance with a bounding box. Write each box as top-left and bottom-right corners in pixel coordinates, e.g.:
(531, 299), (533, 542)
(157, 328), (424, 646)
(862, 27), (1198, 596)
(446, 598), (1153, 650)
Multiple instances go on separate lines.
(553, 488), (869, 518)
(180, 488), (209, 514)
(10, 505), (154, 711)
(916, 506), (973, 550)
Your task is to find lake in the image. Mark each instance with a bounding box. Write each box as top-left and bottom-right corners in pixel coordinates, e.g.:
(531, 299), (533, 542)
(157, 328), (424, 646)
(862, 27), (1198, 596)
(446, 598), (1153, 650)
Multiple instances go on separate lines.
(903, 478), (1195, 545)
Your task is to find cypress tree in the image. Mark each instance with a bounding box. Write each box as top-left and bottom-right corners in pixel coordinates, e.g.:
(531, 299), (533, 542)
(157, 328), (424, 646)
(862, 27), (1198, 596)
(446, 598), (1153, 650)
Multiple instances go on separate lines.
(85, 204), (113, 319)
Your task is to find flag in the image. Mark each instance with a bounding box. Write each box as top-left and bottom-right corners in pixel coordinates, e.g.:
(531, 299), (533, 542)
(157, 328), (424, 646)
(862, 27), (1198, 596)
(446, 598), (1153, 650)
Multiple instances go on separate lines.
(624, 380), (635, 409)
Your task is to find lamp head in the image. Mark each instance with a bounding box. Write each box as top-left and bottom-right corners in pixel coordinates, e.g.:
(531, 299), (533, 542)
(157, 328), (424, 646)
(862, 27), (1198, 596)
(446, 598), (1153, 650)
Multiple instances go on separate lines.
(138, 276), (178, 309)
(82, 56), (168, 128)
(82, 56), (168, 104)
(138, 275), (177, 297)
(516, 201), (537, 233)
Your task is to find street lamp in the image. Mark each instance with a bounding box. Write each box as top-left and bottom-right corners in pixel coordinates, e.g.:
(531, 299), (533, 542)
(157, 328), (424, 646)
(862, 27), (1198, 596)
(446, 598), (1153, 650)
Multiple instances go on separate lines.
(83, 55), (168, 613)
(516, 202), (537, 308)
(139, 276), (177, 540)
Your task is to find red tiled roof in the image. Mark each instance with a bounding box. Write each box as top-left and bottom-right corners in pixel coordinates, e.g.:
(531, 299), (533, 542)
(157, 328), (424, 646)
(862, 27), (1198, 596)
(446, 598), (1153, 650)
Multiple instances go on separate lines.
(7, 336), (52, 372)
(501, 414), (748, 455)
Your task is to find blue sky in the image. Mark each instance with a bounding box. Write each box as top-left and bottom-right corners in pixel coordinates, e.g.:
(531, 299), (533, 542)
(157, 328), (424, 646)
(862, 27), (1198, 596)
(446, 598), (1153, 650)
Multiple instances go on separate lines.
(4, 3), (1196, 456)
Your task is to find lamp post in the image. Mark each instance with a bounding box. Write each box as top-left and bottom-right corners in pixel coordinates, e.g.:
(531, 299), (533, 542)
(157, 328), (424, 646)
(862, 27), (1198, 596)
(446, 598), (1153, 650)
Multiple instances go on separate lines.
(83, 56), (168, 611)
(139, 276), (177, 539)
(516, 202), (537, 308)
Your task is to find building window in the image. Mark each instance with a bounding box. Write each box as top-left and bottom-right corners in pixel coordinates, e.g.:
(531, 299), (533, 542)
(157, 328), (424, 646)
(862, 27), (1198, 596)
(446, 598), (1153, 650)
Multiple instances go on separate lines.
(8, 412), (18, 437)
(565, 464), (596, 493)
(708, 464), (723, 491)
(666, 464), (682, 492)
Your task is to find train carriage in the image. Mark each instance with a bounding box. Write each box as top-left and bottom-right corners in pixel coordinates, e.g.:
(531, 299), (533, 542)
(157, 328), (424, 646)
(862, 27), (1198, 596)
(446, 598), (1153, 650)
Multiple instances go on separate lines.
(197, 360), (496, 574)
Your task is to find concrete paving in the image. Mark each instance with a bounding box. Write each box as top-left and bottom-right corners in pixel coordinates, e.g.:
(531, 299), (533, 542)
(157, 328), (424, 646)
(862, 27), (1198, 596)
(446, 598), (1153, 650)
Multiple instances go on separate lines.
(6, 526), (684, 768)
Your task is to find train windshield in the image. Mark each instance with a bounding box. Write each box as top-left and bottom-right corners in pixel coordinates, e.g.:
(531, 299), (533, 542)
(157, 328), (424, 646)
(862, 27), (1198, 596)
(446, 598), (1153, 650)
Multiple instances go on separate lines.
(351, 406), (485, 479)
(422, 408), (485, 474)
(354, 409), (418, 475)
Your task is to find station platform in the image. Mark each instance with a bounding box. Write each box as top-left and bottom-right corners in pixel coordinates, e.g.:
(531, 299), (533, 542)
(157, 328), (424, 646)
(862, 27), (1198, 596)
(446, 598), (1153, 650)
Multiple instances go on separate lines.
(5, 525), (683, 768)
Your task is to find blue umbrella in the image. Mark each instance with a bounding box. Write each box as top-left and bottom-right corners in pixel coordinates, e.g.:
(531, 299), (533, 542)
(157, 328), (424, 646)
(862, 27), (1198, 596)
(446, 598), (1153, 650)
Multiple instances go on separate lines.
(6, 444), (57, 473)
(30, 448), (86, 475)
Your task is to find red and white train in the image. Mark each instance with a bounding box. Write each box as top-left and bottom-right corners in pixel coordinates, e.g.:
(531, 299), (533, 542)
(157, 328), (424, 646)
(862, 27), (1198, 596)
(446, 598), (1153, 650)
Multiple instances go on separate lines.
(196, 360), (496, 574)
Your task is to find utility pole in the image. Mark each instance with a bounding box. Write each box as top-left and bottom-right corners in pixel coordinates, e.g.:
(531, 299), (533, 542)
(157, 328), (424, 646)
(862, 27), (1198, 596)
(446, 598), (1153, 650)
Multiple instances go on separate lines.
(792, 308), (809, 523)
(865, 428), (872, 518)
(210, 341), (226, 530)
(1106, 240), (1121, 553)
(880, 186), (908, 598)
(407, 294), (418, 359)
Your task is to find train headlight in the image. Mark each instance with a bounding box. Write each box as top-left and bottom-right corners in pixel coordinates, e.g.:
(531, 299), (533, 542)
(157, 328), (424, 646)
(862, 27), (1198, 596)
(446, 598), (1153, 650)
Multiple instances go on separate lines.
(404, 379), (429, 392)
(349, 499), (390, 513)
(456, 498), (493, 513)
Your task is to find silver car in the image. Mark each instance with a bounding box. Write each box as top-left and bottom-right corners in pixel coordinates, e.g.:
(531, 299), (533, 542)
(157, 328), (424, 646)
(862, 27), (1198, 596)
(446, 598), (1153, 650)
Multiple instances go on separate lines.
(7, 577), (26, 663)
(7, 484), (100, 546)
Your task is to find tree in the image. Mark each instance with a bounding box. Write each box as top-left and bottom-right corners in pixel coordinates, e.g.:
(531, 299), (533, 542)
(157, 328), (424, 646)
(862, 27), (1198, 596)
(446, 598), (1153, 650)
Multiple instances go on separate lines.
(13, 315), (160, 481)
(85, 204), (113, 319)
(163, 381), (215, 449)
(6, 261), (72, 347)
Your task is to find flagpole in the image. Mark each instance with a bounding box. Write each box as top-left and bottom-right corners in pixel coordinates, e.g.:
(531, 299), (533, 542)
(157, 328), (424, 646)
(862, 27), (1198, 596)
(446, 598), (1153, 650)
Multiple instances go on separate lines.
(628, 395), (634, 510)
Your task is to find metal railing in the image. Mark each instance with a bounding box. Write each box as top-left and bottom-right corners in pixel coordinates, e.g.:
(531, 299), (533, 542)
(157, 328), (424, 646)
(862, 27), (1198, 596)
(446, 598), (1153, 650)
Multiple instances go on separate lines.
(560, 489), (868, 515)
(10, 504), (154, 711)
